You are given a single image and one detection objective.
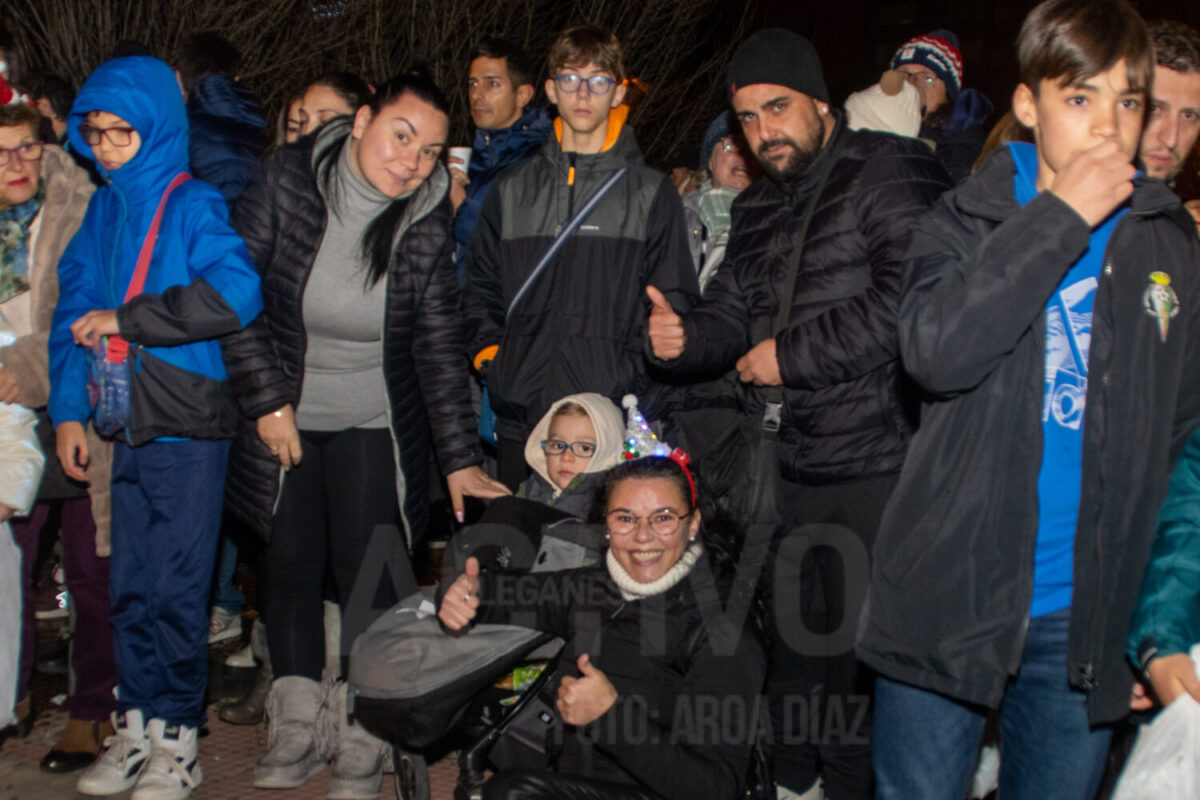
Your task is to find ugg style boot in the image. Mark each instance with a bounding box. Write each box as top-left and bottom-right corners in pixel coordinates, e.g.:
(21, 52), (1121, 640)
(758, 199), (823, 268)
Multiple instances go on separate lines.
(253, 676), (326, 789)
(76, 709), (152, 796)
(131, 719), (201, 800)
(326, 681), (389, 800)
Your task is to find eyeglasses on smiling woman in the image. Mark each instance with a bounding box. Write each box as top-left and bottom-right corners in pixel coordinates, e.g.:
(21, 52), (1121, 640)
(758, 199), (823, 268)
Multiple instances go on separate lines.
(606, 508), (693, 537)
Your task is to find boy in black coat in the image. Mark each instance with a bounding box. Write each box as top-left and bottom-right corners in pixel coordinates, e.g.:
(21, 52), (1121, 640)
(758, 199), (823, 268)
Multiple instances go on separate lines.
(861, 1), (1200, 797)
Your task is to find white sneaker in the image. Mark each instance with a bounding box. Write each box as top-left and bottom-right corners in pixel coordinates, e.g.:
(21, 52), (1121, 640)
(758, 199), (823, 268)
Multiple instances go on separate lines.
(208, 607), (242, 645)
(132, 719), (202, 800)
(76, 709), (152, 796)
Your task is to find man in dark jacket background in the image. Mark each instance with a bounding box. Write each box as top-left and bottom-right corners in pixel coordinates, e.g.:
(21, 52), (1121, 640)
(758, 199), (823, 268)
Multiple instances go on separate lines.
(449, 37), (552, 265)
(647, 29), (951, 799)
(174, 31), (266, 206)
(173, 31), (267, 647)
(1137, 20), (1200, 190)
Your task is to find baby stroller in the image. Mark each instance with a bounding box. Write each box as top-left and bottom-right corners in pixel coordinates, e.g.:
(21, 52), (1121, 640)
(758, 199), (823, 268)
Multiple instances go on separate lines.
(347, 496), (606, 800)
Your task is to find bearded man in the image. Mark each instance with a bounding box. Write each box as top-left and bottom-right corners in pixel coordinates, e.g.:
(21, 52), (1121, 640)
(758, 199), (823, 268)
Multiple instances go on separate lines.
(645, 28), (950, 799)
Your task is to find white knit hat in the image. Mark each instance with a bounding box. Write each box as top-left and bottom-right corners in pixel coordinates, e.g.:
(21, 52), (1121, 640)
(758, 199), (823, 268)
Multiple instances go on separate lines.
(845, 74), (922, 138)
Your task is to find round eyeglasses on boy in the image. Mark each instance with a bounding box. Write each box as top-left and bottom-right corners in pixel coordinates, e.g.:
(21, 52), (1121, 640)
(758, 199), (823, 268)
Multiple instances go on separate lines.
(541, 439), (597, 458)
(553, 74), (618, 96)
(78, 123), (136, 147)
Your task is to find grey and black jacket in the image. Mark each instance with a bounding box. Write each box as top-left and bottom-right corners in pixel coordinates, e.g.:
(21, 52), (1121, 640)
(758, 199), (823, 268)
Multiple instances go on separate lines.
(859, 146), (1200, 725)
(461, 112), (699, 443)
(650, 116), (952, 484)
(221, 120), (481, 543)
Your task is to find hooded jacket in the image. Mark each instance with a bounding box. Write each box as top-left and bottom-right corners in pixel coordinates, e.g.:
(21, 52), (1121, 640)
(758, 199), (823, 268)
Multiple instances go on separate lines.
(652, 115), (952, 484)
(48, 57), (263, 444)
(461, 107), (699, 443)
(452, 105), (552, 258)
(219, 119), (481, 544)
(518, 391), (625, 515)
(187, 73), (267, 206)
(859, 146), (1200, 725)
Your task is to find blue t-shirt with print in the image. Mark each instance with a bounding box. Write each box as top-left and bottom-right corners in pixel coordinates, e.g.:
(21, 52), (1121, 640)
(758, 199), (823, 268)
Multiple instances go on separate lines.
(1008, 142), (1129, 618)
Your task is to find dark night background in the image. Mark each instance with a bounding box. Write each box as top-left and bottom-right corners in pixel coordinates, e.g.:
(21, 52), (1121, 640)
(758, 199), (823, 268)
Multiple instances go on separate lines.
(746, 0), (1200, 197)
(755, 0), (1199, 109)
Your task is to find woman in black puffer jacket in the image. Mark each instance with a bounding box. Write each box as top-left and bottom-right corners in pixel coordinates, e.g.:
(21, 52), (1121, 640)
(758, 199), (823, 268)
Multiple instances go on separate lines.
(220, 70), (507, 797)
(441, 456), (768, 800)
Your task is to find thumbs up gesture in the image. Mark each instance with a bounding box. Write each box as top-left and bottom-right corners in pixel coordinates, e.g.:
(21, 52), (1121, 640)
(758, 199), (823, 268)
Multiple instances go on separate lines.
(439, 556), (481, 631)
(647, 285), (686, 360)
(556, 653), (618, 726)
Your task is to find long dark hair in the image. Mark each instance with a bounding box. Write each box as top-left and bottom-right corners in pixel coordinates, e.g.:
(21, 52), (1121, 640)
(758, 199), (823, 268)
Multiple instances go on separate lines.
(313, 68), (450, 288)
(592, 457), (770, 634)
(307, 71), (372, 115)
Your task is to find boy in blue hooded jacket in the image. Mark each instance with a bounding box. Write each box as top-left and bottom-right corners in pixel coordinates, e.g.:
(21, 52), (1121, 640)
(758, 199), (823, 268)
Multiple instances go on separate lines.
(47, 56), (262, 800)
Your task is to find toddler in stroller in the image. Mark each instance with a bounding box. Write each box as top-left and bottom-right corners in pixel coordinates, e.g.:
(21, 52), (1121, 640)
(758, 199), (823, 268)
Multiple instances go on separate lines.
(347, 394), (625, 797)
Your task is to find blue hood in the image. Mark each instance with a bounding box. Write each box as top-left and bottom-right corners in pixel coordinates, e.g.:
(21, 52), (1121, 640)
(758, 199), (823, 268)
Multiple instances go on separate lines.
(68, 56), (190, 200)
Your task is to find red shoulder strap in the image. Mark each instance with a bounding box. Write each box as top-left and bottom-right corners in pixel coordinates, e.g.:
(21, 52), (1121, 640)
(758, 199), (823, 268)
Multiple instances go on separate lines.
(123, 171), (191, 302)
(104, 172), (191, 364)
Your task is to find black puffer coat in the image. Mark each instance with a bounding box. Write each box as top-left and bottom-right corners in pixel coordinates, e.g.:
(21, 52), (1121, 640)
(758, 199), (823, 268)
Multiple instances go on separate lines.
(221, 121), (481, 543)
(655, 116), (952, 483)
(469, 562), (766, 800)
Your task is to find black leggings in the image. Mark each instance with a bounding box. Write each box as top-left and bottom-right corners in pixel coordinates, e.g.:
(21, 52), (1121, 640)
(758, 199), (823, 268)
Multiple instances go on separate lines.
(483, 769), (662, 800)
(264, 428), (417, 680)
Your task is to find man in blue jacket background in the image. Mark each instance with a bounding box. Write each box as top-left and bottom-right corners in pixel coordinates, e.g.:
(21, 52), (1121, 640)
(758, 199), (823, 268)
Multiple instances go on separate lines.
(173, 32), (266, 207)
(449, 36), (552, 269)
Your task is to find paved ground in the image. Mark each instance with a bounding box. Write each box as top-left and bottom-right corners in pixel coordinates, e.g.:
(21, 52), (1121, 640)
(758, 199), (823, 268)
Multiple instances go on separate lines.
(0, 636), (461, 800)
(0, 632), (464, 800)
(0, 542), (461, 800)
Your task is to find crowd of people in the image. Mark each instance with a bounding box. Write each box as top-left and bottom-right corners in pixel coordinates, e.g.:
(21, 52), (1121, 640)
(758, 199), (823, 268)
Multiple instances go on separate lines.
(0, 0), (1199, 798)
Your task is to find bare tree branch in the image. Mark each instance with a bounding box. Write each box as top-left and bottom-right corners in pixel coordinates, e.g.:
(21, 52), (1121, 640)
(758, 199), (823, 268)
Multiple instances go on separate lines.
(0, 0), (756, 167)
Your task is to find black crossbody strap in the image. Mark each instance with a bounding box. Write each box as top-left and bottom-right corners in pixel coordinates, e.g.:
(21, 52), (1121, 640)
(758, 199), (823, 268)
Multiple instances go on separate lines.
(761, 135), (845, 428)
(506, 167), (628, 322)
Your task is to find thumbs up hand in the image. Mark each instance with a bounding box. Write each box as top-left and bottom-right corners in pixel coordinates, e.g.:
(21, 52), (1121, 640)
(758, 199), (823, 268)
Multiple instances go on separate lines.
(646, 286), (686, 360)
(556, 653), (618, 726)
(438, 557), (481, 631)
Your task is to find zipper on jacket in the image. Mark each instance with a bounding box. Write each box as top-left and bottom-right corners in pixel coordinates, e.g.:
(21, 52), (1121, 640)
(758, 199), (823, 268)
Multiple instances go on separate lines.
(566, 152), (578, 219)
(123, 344), (141, 446)
(1079, 248), (1117, 693)
(108, 179), (128, 307)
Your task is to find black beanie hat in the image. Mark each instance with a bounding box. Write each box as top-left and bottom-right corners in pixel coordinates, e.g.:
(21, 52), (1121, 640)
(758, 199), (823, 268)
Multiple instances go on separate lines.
(728, 28), (829, 103)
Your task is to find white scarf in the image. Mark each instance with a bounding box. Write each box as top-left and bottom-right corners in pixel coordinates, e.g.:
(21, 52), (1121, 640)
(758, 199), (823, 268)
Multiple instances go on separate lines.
(606, 541), (704, 601)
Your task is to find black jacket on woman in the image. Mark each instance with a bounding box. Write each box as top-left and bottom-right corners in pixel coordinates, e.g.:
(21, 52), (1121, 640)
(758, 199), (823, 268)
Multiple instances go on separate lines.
(470, 562), (766, 800)
(221, 120), (481, 543)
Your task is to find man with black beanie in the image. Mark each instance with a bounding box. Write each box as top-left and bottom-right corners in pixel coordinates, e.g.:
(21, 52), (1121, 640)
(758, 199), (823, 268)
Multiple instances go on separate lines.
(646, 28), (951, 799)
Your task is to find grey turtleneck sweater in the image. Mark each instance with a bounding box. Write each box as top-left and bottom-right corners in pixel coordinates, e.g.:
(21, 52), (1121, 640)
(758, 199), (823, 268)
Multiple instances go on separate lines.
(295, 140), (398, 431)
